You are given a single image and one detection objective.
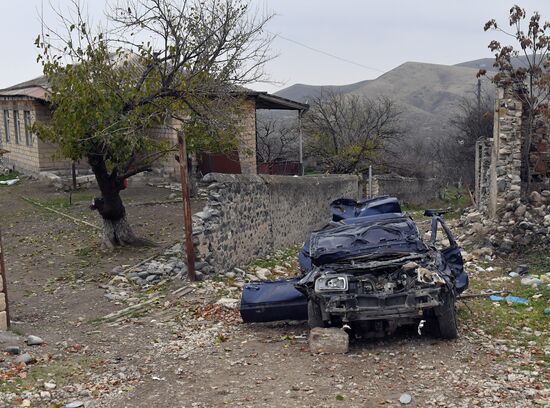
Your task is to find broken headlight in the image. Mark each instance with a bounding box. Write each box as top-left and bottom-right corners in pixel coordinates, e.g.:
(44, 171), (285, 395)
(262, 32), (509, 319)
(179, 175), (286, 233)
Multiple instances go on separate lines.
(315, 275), (348, 293)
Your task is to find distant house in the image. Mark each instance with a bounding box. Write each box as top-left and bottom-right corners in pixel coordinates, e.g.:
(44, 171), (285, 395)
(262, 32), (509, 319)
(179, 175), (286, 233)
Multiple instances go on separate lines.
(0, 76), (308, 177)
(0, 76), (72, 174)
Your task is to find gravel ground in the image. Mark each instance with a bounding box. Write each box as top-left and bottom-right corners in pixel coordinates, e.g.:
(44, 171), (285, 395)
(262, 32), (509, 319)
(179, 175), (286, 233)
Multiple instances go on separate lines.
(0, 180), (548, 407)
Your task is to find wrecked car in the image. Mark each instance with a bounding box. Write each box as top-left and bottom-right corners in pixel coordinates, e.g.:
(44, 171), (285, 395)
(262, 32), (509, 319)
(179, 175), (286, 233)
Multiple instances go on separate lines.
(240, 196), (468, 339)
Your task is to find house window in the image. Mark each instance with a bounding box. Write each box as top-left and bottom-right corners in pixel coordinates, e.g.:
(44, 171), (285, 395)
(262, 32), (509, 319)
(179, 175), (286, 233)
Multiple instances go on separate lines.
(3, 110), (10, 143)
(24, 111), (32, 146)
(13, 110), (20, 144)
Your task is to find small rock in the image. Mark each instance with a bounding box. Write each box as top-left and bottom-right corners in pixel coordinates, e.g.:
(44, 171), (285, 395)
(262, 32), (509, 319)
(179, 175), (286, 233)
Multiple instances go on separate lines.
(168, 192), (178, 200)
(145, 274), (159, 283)
(399, 393), (412, 405)
(544, 308), (550, 314)
(44, 382), (57, 390)
(64, 401), (84, 408)
(255, 268), (271, 280)
(26, 335), (44, 346)
(216, 297), (239, 309)
(4, 345), (20, 355)
(521, 277), (542, 287)
(111, 266), (124, 276)
(15, 353), (35, 364)
(508, 272), (519, 278)
(40, 391), (51, 399)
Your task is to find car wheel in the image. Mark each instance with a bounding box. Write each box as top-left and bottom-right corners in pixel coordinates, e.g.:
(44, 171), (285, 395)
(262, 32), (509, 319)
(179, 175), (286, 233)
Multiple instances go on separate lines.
(307, 299), (324, 329)
(434, 289), (458, 339)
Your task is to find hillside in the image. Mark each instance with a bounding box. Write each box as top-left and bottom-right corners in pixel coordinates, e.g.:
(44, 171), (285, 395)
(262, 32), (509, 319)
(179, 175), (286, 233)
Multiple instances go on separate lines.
(275, 61), (493, 153)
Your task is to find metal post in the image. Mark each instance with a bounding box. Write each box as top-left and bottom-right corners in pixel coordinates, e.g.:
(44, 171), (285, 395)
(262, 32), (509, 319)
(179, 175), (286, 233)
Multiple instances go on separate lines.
(0, 228), (10, 329)
(368, 165), (373, 199)
(177, 132), (196, 282)
(298, 110), (304, 176)
(71, 162), (77, 191)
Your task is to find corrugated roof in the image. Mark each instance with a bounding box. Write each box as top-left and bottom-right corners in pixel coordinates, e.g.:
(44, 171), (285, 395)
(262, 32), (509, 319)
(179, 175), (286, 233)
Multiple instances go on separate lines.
(0, 75), (50, 101)
(0, 87), (49, 101)
(2, 75), (50, 91)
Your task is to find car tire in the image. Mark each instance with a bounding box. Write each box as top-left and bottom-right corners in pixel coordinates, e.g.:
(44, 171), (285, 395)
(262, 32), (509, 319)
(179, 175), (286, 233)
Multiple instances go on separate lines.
(307, 299), (324, 329)
(434, 289), (458, 339)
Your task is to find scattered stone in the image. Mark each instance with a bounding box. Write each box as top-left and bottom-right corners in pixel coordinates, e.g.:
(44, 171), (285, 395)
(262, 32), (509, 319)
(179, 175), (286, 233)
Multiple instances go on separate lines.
(255, 268), (271, 280)
(508, 272), (519, 278)
(44, 382), (57, 390)
(399, 393), (412, 405)
(309, 328), (349, 354)
(15, 353), (35, 364)
(4, 345), (20, 355)
(26, 335), (44, 346)
(215, 297), (239, 309)
(64, 401), (84, 408)
(544, 308), (550, 314)
(520, 277), (542, 287)
(111, 266), (124, 276)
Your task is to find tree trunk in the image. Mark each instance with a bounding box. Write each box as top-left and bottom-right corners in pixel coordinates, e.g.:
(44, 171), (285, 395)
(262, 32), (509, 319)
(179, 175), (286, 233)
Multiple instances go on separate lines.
(88, 155), (139, 249)
(101, 215), (139, 250)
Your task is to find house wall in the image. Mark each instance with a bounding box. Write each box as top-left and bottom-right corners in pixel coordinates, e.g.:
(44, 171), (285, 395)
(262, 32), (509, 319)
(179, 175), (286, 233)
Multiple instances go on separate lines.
(0, 98), (41, 173)
(0, 98), (74, 174)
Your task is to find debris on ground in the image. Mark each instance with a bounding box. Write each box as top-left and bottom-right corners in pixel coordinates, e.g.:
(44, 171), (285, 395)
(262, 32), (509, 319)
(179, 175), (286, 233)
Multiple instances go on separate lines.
(399, 393), (412, 405)
(489, 295), (529, 305)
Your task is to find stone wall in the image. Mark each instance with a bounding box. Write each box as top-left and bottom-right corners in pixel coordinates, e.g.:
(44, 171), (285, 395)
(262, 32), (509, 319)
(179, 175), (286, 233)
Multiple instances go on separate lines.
(468, 85), (550, 252)
(369, 174), (441, 205)
(191, 173), (359, 275)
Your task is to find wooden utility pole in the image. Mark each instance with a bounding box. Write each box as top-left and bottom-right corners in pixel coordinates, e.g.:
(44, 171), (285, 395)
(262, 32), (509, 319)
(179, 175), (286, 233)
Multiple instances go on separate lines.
(0, 228), (10, 329)
(177, 132), (196, 282)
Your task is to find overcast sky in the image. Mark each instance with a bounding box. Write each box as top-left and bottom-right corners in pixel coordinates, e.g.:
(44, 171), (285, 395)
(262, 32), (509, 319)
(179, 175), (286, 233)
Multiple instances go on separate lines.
(1, 1), (550, 93)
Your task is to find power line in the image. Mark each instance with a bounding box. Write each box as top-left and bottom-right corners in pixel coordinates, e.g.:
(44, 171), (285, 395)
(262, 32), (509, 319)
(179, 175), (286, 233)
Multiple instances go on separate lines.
(269, 32), (385, 74)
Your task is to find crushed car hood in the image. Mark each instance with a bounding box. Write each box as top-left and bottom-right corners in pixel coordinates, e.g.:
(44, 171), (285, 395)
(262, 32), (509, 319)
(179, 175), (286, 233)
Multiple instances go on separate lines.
(309, 214), (427, 265)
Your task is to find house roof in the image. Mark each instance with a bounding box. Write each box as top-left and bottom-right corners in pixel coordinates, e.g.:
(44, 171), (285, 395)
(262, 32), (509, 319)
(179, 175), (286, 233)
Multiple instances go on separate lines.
(0, 75), (309, 111)
(0, 75), (49, 101)
(247, 91), (309, 111)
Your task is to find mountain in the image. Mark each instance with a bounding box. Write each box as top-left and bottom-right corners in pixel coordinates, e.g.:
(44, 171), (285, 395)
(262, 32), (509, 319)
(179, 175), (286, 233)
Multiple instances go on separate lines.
(454, 55), (531, 71)
(275, 61), (492, 158)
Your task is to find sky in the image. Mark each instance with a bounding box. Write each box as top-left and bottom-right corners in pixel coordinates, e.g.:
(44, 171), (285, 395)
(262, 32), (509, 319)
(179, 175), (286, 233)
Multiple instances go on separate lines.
(1, 1), (550, 93)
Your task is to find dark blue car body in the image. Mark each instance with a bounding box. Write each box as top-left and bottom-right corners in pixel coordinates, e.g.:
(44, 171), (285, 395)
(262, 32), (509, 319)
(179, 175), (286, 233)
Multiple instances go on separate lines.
(240, 197), (468, 324)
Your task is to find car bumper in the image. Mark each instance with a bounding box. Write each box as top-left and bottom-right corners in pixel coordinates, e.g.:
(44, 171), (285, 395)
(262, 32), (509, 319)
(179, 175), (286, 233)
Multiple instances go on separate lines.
(318, 287), (442, 321)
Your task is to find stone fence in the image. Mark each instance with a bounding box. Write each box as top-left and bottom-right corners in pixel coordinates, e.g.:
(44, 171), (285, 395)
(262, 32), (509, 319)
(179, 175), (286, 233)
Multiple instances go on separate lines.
(369, 174), (441, 206)
(191, 173), (360, 275)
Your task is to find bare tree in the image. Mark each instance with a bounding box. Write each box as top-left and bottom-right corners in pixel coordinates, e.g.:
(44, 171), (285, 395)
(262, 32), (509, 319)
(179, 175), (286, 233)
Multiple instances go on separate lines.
(303, 91), (402, 174)
(483, 5), (550, 191)
(256, 115), (299, 165)
(439, 88), (495, 185)
(34, 0), (273, 249)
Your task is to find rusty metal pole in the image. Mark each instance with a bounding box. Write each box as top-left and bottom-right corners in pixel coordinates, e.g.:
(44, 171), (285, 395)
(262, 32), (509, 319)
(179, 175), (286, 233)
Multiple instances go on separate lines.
(177, 131), (196, 282)
(0, 228), (11, 329)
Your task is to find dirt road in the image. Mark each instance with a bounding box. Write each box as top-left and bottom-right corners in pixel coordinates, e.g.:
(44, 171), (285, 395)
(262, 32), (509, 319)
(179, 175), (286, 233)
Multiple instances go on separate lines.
(0, 180), (548, 407)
